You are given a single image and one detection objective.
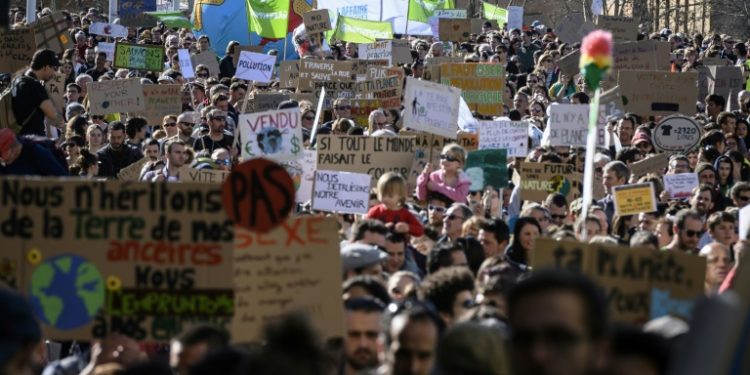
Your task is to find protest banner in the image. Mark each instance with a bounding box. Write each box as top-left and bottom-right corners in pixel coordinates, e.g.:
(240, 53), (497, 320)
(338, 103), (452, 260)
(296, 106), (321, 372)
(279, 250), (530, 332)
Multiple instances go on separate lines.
(236, 51), (276, 83)
(116, 158), (148, 181)
(507, 6), (524, 30)
(440, 63), (505, 116)
(613, 40), (671, 71)
(232, 45), (264, 68)
(403, 77), (461, 138)
(303, 9), (332, 33)
(89, 23), (128, 38)
(629, 152), (670, 177)
(29, 12), (72, 54)
(232, 217), (343, 343)
(282, 149), (317, 203)
(533, 238), (706, 323)
(279, 61), (300, 89)
(438, 19), (471, 42)
(663, 173), (699, 200)
(595, 15), (638, 41)
(179, 167), (231, 184)
(131, 84), (182, 125)
(543, 104), (607, 147)
(241, 92), (291, 114)
(177, 49), (194, 79)
(298, 60), (356, 91)
(557, 50), (581, 78)
(87, 79), (146, 116)
(191, 51), (221, 77)
(238, 108), (303, 161)
(478, 120), (528, 157)
(97, 42), (115, 62)
(613, 182), (657, 216)
(332, 15), (394, 43)
(358, 40), (397, 66)
(0, 177), (234, 341)
(119, 0), (157, 27)
(652, 115), (703, 153)
(512, 162), (581, 202)
(113, 43), (165, 72)
(618, 70), (698, 117)
(465, 149), (508, 190)
(317, 135), (415, 187)
(0, 28), (37, 73)
(44, 73), (66, 114)
(312, 170), (371, 214)
(708, 66), (744, 100)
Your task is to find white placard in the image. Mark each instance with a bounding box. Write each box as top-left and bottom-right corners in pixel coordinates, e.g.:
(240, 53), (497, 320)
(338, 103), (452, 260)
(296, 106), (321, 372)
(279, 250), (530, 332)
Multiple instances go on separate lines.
(283, 149), (317, 204)
(478, 120), (528, 157)
(403, 77), (461, 138)
(96, 42), (115, 62)
(236, 51), (277, 83)
(543, 104), (607, 147)
(312, 170), (372, 214)
(663, 173), (699, 200)
(89, 22), (128, 38)
(177, 49), (194, 79)
(238, 108), (303, 162)
(507, 6), (524, 30)
(358, 40), (393, 66)
(740, 205), (750, 241)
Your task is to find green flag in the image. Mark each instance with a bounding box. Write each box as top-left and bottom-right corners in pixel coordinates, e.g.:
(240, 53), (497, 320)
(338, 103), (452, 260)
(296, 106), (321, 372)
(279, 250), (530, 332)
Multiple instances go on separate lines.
(482, 2), (508, 23)
(407, 0), (455, 24)
(146, 11), (194, 29)
(246, 0), (290, 39)
(332, 15), (393, 43)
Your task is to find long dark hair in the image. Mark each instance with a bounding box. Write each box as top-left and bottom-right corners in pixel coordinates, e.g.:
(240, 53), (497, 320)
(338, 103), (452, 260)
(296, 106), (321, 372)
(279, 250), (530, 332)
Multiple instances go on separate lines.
(506, 217), (542, 265)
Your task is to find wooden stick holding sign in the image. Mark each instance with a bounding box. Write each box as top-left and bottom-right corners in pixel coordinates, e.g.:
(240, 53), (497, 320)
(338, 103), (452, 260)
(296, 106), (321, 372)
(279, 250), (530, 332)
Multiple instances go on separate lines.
(309, 87), (326, 148)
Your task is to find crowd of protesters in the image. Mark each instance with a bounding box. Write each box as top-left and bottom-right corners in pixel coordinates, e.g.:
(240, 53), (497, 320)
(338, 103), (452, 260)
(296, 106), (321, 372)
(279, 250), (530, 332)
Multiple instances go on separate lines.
(1, 4), (750, 375)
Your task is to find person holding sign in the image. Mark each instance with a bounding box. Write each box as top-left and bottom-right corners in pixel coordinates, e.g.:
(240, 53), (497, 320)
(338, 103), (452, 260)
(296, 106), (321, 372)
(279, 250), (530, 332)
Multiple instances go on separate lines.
(416, 144), (472, 204)
(11, 49), (66, 136)
(141, 139), (188, 182)
(367, 172), (424, 238)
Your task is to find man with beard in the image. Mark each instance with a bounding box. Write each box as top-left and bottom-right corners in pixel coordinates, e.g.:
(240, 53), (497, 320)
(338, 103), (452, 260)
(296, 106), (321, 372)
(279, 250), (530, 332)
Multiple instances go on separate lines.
(662, 209), (704, 253)
(193, 109), (233, 153)
(97, 122), (143, 177)
(342, 297), (385, 375)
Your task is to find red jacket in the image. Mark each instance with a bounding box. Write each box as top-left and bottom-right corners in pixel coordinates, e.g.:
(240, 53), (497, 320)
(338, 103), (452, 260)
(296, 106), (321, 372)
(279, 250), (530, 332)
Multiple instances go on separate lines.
(366, 204), (424, 237)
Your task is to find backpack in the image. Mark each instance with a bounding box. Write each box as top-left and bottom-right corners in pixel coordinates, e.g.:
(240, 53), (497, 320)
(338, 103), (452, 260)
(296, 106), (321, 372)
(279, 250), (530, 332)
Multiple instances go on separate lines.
(0, 76), (39, 134)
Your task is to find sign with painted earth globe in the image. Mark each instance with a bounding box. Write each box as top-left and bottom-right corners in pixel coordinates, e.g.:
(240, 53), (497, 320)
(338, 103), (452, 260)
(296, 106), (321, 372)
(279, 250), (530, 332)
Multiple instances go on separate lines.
(29, 254), (105, 330)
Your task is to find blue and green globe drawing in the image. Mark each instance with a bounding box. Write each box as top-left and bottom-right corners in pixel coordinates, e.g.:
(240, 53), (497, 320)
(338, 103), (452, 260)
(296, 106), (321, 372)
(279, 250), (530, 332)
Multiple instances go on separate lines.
(29, 254), (105, 330)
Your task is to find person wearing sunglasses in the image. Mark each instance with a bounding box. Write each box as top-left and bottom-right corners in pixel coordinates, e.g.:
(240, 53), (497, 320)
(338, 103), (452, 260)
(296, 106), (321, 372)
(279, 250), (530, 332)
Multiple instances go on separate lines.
(543, 193), (569, 227)
(416, 144), (471, 204)
(312, 98), (352, 145)
(161, 115), (179, 138)
(193, 109), (233, 154)
(662, 208), (704, 253)
(730, 181), (750, 208)
(425, 193), (451, 232)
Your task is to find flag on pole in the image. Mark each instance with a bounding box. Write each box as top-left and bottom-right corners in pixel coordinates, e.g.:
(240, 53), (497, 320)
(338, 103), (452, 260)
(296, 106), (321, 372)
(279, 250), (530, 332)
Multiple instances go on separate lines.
(246, 0), (291, 39)
(407, 0), (454, 24)
(146, 11), (194, 29)
(482, 2), (508, 23)
(332, 15), (393, 43)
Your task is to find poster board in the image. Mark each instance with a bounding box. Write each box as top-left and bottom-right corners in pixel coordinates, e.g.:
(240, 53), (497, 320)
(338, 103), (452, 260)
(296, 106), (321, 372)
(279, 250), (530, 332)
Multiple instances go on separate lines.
(298, 60), (356, 91)
(707, 66), (744, 100)
(179, 167), (231, 184)
(613, 40), (671, 71)
(512, 162), (581, 202)
(465, 149), (508, 190)
(613, 182), (657, 216)
(282, 149), (317, 203)
(303, 9), (332, 33)
(191, 51), (220, 77)
(555, 13), (596, 44)
(44, 73), (67, 114)
(317, 135), (415, 187)
(87, 79), (146, 116)
(279, 61), (300, 89)
(238, 108), (303, 161)
(29, 12), (73, 54)
(629, 152), (670, 177)
(0, 28), (37, 73)
(557, 50), (581, 77)
(438, 19), (471, 42)
(131, 84), (182, 125)
(232, 217), (343, 343)
(358, 40), (396, 66)
(178, 49), (194, 79)
(2, 177), (233, 341)
(241, 92), (291, 114)
(236, 51), (276, 83)
(663, 173), (699, 200)
(89, 23), (129, 38)
(652, 116), (703, 153)
(113, 43), (165, 72)
(232, 46), (264, 68)
(312, 170), (371, 214)
(543, 104), (607, 147)
(116, 157), (148, 181)
(118, 0), (157, 27)
(97, 42), (115, 62)
(478, 120), (528, 157)
(440, 63), (505, 116)
(533, 238), (706, 324)
(403, 77), (461, 138)
(354, 76), (402, 109)
(507, 6), (524, 30)
(618, 70), (698, 117)
(595, 15), (638, 41)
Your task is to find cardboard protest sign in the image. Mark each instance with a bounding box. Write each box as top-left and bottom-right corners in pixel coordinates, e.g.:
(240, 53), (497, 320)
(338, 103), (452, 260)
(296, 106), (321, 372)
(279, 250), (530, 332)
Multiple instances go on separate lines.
(282, 149), (317, 203)
(317, 135), (415, 187)
(708, 66), (744, 100)
(119, 0), (157, 27)
(44, 73), (66, 114)
(434, 9), (468, 18)
(440, 63), (505, 116)
(507, 6), (524, 30)
(241, 92), (291, 114)
(470, 19), (498, 34)
(629, 152), (670, 177)
(512, 162), (581, 202)
(231, 45), (264, 67)
(557, 50), (581, 78)
(232, 217), (344, 343)
(459, 132), (478, 151)
(97, 43), (115, 62)
(663, 173), (699, 200)
(652, 115), (703, 153)
(113, 43), (165, 72)
(1, 178), (233, 341)
(439, 19), (471, 42)
(478, 120), (528, 157)
(303, 9), (332, 33)
(595, 15), (638, 41)
(618, 71), (698, 117)
(236, 51), (276, 83)
(392, 39), (414, 65)
(613, 40), (671, 71)
(279, 61), (300, 89)
(613, 182), (657, 216)
(600, 85), (626, 121)
(465, 149), (508, 190)
(191, 51), (220, 77)
(177, 49), (195, 79)
(238, 108), (303, 161)
(533, 238), (706, 323)
(354, 76), (402, 108)
(89, 23), (128, 38)
(543, 104), (607, 147)
(29, 12), (72, 54)
(131, 84), (182, 125)
(0, 28), (37, 73)
(179, 167), (231, 184)
(350, 99), (383, 125)
(116, 158), (148, 181)
(298, 60), (356, 91)
(555, 13), (595, 44)
(312, 170), (371, 214)
(87, 79), (145, 116)
(403, 77), (461, 138)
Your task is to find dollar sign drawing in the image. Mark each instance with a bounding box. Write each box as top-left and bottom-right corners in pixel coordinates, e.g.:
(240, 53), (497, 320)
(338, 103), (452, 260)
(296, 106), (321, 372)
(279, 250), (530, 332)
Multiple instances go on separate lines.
(291, 134), (301, 154)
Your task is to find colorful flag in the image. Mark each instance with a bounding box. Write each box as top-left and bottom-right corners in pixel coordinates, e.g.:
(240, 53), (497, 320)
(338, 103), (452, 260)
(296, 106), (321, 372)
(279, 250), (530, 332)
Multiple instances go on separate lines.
(332, 15), (393, 43)
(146, 11), (194, 29)
(246, 0), (291, 39)
(407, 0), (454, 24)
(482, 2), (508, 23)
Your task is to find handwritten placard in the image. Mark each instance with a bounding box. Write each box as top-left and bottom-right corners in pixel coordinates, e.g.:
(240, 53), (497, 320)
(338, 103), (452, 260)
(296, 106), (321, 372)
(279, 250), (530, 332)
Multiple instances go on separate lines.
(663, 173), (699, 200)
(512, 162), (581, 202)
(358, 40), (395, 66)
(440, 63), (505, 116)
(238, 108), (303, 161)
(131, 84), (182, 125)
(191, 50), (220, 77)
(317, 135), (415, 187)
(236, 51), (276, 83)
(595, 15), (638, 41)
(298, 60), (355, 91)
(0, 28), (37, 73)
(44, 73), (67, 113)
(113, 42), (165, 72)
(613, 182), (657, 216)
(282, 149), (317, 203)
(403, 77), (461, 138)
(177, 49), (194, 79)
(543, 104), (607, 147)
(312, 170), (371, 214)
(279, 61), (300, 89)
(303, 9), (332, 33)
(438, 19), (471, 42)
(87, 79), (145, 116)
(478, 120), (528, 157)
